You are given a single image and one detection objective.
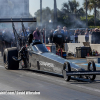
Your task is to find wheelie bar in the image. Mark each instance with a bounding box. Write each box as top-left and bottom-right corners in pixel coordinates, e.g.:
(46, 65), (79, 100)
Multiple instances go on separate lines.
(66, 71), (100, 76)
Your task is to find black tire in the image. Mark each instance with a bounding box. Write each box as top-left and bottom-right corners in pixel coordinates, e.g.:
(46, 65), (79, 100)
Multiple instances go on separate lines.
(88, 61), (96, 81)
(62, 62), (71, 81)
(37, 61), (40, 70)
(3, 47), (19, 70)
(23, 58), (30, 68)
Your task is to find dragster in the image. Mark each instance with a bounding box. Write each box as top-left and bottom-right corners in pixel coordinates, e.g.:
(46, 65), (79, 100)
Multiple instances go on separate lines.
(1, 18), (100, 82)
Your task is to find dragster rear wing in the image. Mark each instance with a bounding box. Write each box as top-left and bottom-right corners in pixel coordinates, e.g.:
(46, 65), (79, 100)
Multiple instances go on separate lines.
(0, 18), (37, 48)
(0, 18), (37, 22)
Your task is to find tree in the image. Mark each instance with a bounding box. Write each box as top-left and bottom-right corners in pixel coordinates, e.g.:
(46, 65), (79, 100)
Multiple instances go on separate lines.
(61, 0), (85, 28)
(34, 7), (53, 26)
(83, 0), (100, 26)
(62, 0), (85, 17)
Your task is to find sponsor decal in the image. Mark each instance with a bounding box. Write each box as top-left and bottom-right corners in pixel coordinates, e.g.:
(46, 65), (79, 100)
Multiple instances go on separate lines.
(39, 61), (54, 68)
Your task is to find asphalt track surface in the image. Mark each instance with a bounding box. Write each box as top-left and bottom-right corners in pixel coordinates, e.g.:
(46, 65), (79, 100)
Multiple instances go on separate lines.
(0, 56), (100, 100)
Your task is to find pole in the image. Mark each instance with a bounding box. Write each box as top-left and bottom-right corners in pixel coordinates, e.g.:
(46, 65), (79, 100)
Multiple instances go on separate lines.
(45, 24), (46, 44)
(54, 0), (57, 28)
(86, 0), (88, 27)
(40, 0), (42, 27)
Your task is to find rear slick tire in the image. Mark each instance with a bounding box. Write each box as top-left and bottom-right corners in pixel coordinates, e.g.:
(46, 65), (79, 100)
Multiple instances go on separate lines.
(3, 47), (19, 70)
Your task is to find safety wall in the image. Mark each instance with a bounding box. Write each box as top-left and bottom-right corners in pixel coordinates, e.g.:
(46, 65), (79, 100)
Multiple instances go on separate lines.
(70, 35), (91, 43)
(65, 43), (84, 55)
(65, 43), (100, 54)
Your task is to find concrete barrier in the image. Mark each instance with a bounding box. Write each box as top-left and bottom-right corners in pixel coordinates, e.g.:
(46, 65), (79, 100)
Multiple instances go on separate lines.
(90, 44), (100, 54)
(65, 43), (84, 55)
(65, 43), (100, 54)
(70, 35), (91, 43)
(86, 56), (100, 63)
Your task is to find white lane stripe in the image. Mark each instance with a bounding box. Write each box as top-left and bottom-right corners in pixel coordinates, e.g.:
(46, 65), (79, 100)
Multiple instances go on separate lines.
(74, 84), (100, 93)
(56, 79), (100, 93)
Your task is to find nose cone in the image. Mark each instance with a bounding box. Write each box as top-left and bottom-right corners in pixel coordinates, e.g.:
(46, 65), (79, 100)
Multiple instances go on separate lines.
(70, 62), (85, 71)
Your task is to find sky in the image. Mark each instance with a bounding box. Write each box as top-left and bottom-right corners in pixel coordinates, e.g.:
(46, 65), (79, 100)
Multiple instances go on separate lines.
(29, 0), (84, 17)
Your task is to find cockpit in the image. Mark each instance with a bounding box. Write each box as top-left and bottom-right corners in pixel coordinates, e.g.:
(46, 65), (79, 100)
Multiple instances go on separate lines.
(31, 41), (49, 53)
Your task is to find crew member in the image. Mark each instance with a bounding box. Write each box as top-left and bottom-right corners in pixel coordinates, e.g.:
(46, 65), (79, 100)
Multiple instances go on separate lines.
(63, 26), (69, 43)
(53, 25), (64, 35)
(53, 25), (64, 49)
(33, 27), (41, 41)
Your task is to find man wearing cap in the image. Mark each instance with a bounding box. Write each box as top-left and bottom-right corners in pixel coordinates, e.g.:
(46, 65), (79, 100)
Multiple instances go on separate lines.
(53, 25), (64, 35)
(53, 25), (64, 48)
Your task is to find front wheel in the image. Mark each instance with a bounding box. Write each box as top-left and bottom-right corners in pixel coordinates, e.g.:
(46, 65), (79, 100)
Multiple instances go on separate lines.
(62, 62), (71, 81)
(88, 61), (96, 81)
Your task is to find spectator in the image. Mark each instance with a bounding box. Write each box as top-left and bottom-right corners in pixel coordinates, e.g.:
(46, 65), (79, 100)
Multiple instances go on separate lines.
(99, 28), (100, 32)
(89, 29), (92, 35)
(77, 29), (81, 35)
(91, 28), (100, 44)
(80, 30), (84, 35)
(74, 30), (79, 43)
(94, 28), (99, 32)
(92, 29), (94, 33)
(85, 29), (89, 42)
